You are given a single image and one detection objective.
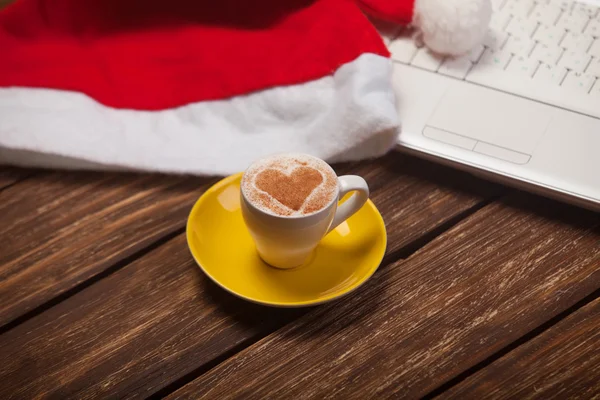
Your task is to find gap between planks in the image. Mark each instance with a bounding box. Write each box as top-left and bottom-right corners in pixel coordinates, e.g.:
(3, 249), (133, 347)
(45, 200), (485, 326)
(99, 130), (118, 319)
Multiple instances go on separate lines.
(147, 195), (504, 399)
(0, 155), (503, 337)
(0, 193), (497, 381)
(423, 285), (600, 399)
(161, 192), (599, 399)
(0, 154), (506, 399)
(0, 227), (185, 336)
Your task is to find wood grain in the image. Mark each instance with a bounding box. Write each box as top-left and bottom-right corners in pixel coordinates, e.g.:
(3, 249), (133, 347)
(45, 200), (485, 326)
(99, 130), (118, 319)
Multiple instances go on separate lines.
(0, 154), (501, 398)
(0, 171), (216, 328)
(0, 234), (304, 399)
(444, 296), (600, 399)
(0, 154), (500, 329)
(169, 194), (600, 400)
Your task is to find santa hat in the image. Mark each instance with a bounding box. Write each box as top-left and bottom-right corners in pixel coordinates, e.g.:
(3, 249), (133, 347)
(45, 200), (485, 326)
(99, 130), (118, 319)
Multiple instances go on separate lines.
(0, 0), (490, 175)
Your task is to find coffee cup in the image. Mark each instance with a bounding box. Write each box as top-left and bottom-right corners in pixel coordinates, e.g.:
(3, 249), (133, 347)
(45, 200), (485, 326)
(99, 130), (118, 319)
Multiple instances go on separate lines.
(240, 153), (369, 269)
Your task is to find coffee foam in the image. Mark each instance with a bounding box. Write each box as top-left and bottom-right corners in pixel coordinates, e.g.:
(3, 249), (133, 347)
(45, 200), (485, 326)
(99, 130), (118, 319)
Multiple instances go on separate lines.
(241, 154), (338, 217)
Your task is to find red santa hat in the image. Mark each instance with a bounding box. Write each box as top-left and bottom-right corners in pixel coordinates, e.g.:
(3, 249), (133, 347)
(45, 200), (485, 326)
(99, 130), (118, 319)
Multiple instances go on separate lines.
(0, 0), (490, 175)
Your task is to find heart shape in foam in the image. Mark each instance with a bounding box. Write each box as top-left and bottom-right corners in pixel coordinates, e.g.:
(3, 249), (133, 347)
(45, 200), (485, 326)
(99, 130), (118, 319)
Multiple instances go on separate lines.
(255, 167), (323, 211)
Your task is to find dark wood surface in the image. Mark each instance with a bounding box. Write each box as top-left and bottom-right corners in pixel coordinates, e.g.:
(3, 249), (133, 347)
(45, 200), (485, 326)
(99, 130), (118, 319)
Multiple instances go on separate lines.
(0, 235), (301, 399)
(0, 171), (217, 329)
(0, 155), (500, 398)
(444, 296), (600, 399)
(0, 153), (598, 399)
(169, 194), (600, 399)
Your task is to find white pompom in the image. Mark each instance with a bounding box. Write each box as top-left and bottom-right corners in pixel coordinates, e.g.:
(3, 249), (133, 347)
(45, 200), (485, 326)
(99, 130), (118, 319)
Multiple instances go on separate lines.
(413, 0), (492, 56)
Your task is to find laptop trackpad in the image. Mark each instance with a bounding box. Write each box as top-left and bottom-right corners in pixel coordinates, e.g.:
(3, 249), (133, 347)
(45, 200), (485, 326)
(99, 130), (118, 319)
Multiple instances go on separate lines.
(426, 84), (552, 157)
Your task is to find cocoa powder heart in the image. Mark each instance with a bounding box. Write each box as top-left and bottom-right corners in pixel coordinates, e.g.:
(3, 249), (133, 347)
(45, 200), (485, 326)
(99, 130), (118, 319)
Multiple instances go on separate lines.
(255, 167), (323, 211)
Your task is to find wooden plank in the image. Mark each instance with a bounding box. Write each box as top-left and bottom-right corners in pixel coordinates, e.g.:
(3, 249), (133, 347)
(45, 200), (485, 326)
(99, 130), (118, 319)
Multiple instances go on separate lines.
(0, 171), (216, 328)
(443, 296), (600, 399)
(169, 195), (600, 399)
(0, 154), (500, 329)
(0, 234), (304, 399)
(0, 155), (502, 398)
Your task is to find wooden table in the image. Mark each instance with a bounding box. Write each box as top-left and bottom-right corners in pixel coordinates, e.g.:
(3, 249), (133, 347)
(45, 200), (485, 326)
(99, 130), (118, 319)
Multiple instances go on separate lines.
(0, 154), (598, 399)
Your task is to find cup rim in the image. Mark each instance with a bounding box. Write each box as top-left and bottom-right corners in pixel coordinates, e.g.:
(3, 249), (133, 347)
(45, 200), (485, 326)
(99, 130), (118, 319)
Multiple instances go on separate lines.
(240, 152), (341, 221)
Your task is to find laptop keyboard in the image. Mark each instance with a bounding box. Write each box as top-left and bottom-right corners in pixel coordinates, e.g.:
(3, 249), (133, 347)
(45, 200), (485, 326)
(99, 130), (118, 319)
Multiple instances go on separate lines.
(386, 0), (600, 119)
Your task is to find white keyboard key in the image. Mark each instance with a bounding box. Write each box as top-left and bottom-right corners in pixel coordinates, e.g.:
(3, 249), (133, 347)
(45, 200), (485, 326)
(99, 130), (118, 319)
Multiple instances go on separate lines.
(562, 31), (594, 51)
(531, 43), (563, 64)
(585, 19), (600, 38)
(411, 48), (444, 71)
(483, 29), (509, 50)
(389, 37), (419, 63)
(506, 55), (539, 76)
(548, 0), (574, 11)
(558, 50), (592, 72)
(503, 0), (535, 17)
(467, 60), (599, 118)
(561, 71), (596, 92)
(530, 3), (562, 25)
(560, 32), (594, 51)
(490, 11), (512, 31)
(479, 48), (512, 69)
(572, 3), (599, 18)
(439, 57), (473, 79)
(468, 44), (485, 62)
(533, 25), (566, 46)
(533, 63), (567, 84)
(556, 11), (590, 33)
(590, 40), (600, 57)
(504, 35), (536, 55)
(587, 57), (600, 77)
(506, 16), (539, 37)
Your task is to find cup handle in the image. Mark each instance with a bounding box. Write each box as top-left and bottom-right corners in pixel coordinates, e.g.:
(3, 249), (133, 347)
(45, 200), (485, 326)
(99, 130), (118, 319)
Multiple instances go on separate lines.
(327, 175), (370, 234)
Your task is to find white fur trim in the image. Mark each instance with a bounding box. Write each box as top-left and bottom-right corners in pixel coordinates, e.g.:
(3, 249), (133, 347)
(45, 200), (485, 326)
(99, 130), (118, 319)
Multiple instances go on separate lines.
(414, 0), (492, 56)
(0, 54), (399, 175)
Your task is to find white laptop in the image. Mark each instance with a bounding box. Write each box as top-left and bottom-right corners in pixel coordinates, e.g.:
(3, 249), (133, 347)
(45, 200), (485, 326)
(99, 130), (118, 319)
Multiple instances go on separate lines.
(385, 0), (600, 211)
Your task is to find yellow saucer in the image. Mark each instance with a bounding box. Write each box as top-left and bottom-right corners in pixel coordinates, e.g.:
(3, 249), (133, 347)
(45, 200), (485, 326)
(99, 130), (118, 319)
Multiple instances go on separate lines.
(186, 173), (387, 307)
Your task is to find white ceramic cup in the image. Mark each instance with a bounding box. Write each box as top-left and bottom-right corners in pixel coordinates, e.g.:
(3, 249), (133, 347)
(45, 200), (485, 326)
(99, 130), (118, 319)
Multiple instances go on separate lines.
(240, 155), (369, 269)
